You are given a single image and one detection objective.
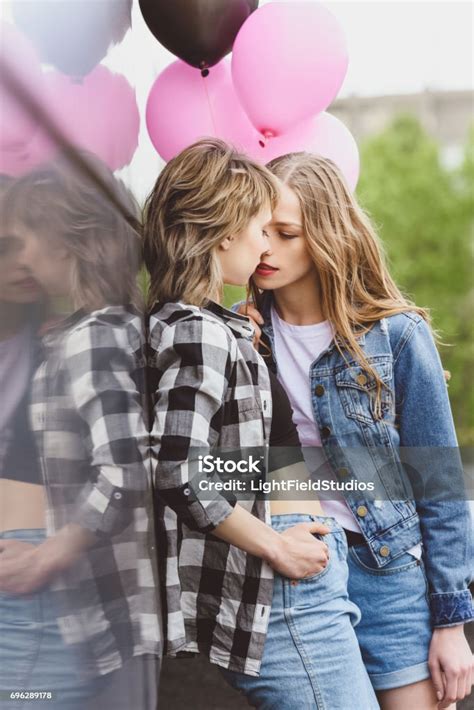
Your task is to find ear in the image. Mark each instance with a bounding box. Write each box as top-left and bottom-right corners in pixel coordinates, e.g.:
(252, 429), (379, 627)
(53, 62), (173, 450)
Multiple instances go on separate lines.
(219, 236), (234, 252)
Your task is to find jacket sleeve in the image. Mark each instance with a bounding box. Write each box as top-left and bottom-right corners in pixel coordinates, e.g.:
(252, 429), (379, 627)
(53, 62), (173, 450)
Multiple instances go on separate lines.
(150, 316), (237, 534)
(63, 319), (150, 538)
(394, 316), (473, 627)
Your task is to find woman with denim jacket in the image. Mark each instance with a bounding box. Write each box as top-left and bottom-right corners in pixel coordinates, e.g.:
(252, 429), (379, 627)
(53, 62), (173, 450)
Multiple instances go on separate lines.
(144, 139), (379, 709)
(236, 152), (473, 709)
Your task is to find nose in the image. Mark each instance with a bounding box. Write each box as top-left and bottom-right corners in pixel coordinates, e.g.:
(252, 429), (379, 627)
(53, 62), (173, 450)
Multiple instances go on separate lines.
(261, 240), (273, 257)
(16, 239), (34, 271)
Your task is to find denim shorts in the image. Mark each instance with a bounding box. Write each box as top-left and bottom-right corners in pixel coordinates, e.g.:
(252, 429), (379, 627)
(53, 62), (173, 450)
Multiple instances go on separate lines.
(0, 529), (107, 710)
(347, 542), (432, 691)
(220, 514), (379, 710)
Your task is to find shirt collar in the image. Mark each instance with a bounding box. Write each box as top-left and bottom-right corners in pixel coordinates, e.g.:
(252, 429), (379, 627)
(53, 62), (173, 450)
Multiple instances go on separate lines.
(39, 308), (89, 353)
(204, 300), (255, 340)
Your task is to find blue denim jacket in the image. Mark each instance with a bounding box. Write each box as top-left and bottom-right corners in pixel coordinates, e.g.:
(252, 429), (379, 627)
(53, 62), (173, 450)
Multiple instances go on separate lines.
(234, 294), (473, 628)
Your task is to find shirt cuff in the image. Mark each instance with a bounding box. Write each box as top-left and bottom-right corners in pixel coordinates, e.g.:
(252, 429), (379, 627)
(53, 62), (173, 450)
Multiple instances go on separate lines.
(430, 590), (474, 627)
(158, 479), (237, 534)
(70, 482), (135, 538)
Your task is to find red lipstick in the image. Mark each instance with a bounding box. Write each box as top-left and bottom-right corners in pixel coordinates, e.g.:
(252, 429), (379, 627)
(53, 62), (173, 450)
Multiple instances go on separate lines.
(255, 262), (279, 277)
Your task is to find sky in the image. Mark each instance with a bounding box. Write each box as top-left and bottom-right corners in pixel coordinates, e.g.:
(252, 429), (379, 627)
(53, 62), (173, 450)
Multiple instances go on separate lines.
(1, 1), (473, 197)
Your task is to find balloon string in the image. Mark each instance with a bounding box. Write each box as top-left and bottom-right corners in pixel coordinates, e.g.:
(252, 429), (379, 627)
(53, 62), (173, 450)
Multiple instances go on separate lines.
(201, 71), (218, 138)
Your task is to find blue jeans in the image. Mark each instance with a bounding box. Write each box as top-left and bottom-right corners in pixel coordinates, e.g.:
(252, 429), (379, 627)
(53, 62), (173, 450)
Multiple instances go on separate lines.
(347, 543), (433, 690)
(220, 515), (379, 709)
(0, 529), (107, 710)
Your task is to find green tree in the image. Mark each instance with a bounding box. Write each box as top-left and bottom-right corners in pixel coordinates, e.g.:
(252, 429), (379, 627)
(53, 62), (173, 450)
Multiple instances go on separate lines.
(223, 284), (246, 309)
(357, 115), (474, 444)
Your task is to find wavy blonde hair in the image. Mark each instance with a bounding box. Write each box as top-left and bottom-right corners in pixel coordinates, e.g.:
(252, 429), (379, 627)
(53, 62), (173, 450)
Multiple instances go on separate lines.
(2, 152), (142, 311)
(255, 152), (430, 418)
(143, 138), (277, 308)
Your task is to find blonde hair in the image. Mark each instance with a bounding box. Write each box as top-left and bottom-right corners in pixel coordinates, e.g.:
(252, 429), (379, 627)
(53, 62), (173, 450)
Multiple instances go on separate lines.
(258, 152), (430, 418)
(143, 138), (277, 308)
(2, 152), (142, 310)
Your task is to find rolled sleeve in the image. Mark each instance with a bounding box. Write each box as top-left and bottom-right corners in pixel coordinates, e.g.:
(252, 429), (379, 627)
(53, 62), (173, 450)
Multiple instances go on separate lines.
(429, 590), (474, 628)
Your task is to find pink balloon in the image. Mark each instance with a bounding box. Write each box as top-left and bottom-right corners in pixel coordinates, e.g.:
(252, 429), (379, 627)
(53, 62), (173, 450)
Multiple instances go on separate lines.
(0, 22), (44, 149)
(250, 113), (360, 191)
(232, 2), (348, 136)
(146, 59), (258, 162)
(35, 66), (140, 171)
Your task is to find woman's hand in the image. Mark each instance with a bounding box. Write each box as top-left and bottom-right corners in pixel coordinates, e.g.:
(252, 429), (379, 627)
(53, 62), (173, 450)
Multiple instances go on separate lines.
(428, 625), (473, 707)
(271, 522), (330, 580)
(0, 540), (51, 594)
(236, 303), (264, 348)
(214, 504), (329, 580)
(0, 525), (96, 595)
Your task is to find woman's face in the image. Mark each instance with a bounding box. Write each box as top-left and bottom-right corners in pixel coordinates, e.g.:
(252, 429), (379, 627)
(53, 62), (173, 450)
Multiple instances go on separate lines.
(0, 227), (43, 304)
(252, 181), (316, 291)
(3, 225), (72, 299)
(218, 205), (272, 286)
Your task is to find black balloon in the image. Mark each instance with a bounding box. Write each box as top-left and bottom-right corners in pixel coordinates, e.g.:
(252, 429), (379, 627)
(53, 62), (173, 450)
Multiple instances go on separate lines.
(12, 0), (132, 77)
(139, 0), (259, 70)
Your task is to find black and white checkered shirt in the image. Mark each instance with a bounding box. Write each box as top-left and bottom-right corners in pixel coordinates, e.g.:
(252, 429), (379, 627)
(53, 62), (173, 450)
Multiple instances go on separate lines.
(30, 306), (161, 677)
(148, 301), (274, 677)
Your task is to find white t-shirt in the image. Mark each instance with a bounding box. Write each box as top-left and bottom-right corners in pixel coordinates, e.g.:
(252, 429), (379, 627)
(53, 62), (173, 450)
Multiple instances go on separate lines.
(271, 306), (422, 557)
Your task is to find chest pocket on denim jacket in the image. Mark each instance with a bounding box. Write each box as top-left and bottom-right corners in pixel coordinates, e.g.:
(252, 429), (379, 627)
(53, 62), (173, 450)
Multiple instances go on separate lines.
(335, 359), (393, 425)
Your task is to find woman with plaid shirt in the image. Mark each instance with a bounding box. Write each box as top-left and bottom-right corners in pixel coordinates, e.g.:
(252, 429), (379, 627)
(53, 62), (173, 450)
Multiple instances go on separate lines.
(0, 154), (160, 709)
(144, 139), (378, 708)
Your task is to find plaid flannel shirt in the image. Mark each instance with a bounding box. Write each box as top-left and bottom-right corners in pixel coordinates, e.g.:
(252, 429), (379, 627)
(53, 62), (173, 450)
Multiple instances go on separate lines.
(148, 301), (274, 677)
(30, 306), (161, 677)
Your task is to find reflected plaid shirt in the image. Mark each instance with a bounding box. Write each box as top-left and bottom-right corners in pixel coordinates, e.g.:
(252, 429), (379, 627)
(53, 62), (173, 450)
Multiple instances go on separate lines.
(149, 301), (274, 677)
(30, 306), (161, 677)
